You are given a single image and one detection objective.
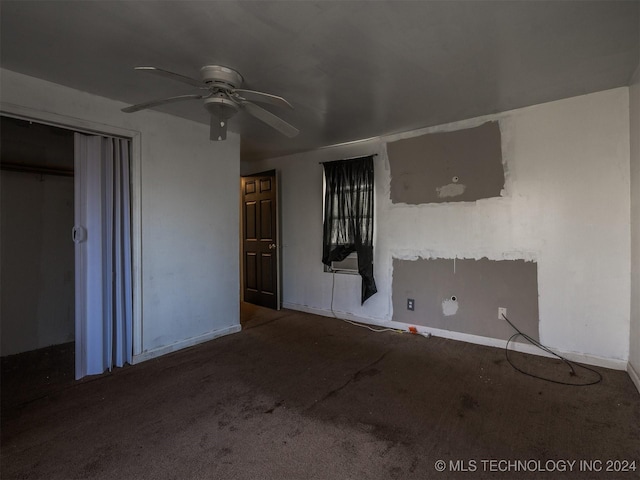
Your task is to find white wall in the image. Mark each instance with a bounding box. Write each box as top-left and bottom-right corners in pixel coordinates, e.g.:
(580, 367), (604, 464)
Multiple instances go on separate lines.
(1, 68), (241, 361)
(629, 63), (640, 390)
(243, 87), (631, 368)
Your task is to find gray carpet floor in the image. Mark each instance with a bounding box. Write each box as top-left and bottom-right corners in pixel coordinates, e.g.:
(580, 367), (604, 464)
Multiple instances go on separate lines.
(2, 304), (639, 480)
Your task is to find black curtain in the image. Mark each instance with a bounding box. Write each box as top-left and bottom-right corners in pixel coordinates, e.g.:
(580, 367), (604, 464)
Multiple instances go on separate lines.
(322, 156), (377, 304)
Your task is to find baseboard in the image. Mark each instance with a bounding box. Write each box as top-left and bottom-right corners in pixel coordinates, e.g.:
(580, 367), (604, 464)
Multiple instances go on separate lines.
(628, 362), (640, 394)
(131, 324), (241, 364)
(282, 302), (627, 371)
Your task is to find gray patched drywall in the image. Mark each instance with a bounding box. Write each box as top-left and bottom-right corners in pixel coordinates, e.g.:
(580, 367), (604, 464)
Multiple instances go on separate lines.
(387, 122), (504, 204)
(392, 258), (539, 341)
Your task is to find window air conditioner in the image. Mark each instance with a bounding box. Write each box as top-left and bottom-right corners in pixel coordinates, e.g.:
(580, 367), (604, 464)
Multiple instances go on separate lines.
(328, 252), (359, 274)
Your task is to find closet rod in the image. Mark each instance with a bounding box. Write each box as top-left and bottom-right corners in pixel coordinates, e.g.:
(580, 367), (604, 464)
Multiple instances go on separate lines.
(1, 162), (74, 177)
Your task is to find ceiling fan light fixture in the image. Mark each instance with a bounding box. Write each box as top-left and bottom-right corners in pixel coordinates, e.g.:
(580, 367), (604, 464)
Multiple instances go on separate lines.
(203, 96), (239, 117)
(204, 97), (239, 141)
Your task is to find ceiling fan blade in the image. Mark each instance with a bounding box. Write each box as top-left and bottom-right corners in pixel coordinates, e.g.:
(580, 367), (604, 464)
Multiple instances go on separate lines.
(210, 115), (229, 141)
(242, 101), (299, 138)
(233, 89), (293, 109)
(121, 94), (204, 113)
(134, 66), (204, 88)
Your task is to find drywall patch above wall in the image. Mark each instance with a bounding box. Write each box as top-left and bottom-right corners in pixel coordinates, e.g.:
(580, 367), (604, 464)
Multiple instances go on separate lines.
(392, 257), (538, 342)
(436, 182), (466, 198)
(387, 121), (504, 204)
(442, 296), (459, 316)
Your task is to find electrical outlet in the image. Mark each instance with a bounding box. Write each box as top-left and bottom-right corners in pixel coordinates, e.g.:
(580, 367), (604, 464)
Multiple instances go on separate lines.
(407, 298), (415, 311)
(498, 307), (507, 320)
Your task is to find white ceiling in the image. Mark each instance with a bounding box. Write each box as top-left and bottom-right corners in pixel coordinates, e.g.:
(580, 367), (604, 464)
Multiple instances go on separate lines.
(1, 1), (638, 161)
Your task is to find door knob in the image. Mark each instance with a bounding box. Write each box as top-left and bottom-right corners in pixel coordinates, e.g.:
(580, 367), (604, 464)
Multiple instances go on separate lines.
(268, 243), (277, 249)
(72, 225), (87, 243)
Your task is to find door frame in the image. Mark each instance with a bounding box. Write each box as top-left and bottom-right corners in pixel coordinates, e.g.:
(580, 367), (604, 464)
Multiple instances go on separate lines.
(240, 169), (282, 310)
(0, 102), (143, 360)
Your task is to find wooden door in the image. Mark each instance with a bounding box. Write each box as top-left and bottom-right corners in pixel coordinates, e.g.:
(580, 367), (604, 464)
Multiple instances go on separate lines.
(241, 171), (279, 309)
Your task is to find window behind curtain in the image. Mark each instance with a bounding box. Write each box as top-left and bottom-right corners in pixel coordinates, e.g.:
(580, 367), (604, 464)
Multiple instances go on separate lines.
(322, 155), (377, 304)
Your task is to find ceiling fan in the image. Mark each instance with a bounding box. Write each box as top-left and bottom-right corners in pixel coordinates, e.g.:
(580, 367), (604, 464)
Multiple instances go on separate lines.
(121, 65), (299, 141)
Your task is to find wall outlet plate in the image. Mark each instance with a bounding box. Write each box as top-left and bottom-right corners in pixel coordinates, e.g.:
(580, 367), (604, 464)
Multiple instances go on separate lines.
(407, 298), (415, 311)
(498, 307), (507, 320)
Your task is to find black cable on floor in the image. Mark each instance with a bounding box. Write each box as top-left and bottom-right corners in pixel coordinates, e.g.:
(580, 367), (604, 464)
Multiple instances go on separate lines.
(502, 314), (602, 386)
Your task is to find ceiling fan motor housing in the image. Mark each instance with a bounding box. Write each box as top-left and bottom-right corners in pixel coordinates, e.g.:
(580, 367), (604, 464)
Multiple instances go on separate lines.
(200, 65), (243, 89)
(201, 66), (243, 123)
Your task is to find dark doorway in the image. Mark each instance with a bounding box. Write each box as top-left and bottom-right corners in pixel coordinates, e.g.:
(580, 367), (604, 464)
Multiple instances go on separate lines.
(241, 170), (279, 309)
(0, 116), (75, 358)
